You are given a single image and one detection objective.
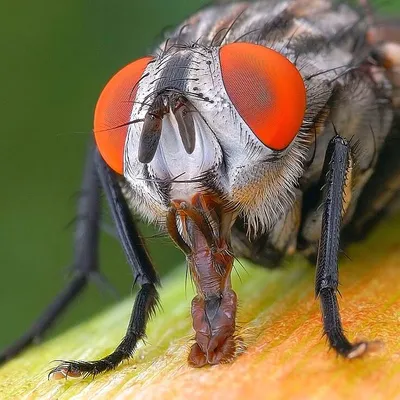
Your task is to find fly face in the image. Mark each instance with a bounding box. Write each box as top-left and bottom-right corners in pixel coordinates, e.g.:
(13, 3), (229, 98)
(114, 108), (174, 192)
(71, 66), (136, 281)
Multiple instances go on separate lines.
(95, 43), (309, 228)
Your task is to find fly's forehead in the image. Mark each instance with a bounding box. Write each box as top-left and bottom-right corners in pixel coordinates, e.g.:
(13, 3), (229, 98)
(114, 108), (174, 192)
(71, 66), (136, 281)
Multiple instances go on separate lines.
(151, 50), (194, 94)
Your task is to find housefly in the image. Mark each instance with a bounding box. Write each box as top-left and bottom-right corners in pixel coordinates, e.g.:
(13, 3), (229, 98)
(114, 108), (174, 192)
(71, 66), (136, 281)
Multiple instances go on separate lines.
(1, 0), (400, 378)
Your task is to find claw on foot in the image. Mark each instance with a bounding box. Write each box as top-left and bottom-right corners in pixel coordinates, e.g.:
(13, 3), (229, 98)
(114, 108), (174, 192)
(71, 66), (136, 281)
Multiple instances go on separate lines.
(346, 340), (383, 359)
(48, 362), (84, 380)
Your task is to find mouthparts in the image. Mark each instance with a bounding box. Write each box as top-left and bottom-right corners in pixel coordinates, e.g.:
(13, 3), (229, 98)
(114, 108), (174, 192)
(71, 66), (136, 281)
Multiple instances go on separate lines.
(166, 193), (238, 366)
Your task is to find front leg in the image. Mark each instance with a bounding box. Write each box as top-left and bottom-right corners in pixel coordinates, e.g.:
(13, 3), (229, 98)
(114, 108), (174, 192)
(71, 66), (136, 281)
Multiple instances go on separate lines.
(316, 135), (371, 358)
(48, 149), (160, 379)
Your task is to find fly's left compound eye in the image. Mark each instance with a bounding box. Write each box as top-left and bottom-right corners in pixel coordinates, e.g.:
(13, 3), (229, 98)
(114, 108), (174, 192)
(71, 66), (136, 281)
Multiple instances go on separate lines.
(219, 42), (306, 150)
(94, 56), (153, 174)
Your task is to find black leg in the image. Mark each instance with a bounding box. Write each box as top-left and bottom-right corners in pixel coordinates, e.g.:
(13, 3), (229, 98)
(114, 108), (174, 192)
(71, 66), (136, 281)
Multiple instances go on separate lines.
(49, 283), (159, 379)
(48, 149), (160, 379)
(0, 144), (103, 365)
(316, 135), (368, 358)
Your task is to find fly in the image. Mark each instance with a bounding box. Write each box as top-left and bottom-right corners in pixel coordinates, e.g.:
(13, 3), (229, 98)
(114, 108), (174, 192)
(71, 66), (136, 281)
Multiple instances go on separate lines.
(1, 0), (400, 378)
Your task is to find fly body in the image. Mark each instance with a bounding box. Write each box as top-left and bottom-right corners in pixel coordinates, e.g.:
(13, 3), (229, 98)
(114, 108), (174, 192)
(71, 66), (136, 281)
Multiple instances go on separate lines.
(1, 0), (400, 378)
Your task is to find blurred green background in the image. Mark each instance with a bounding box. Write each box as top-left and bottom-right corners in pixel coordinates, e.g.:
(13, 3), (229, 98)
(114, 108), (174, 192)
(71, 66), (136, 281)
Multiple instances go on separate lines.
(0, 0), (398, 352)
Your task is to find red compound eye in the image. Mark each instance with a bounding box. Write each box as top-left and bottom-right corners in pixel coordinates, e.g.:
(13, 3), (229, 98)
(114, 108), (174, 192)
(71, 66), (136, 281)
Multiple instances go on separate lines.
(94, 56), (153, 174)
(219, 43), (306, 150)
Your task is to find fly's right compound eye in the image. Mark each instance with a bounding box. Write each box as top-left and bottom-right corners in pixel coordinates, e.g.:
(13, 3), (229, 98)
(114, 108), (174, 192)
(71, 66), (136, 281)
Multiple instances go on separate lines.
(219, 42), (306, 151)
(94, 56), (153, 174)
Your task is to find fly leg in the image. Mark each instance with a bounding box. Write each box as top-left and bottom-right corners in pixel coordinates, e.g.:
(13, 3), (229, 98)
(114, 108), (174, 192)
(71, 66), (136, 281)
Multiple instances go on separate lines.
(48, 149), (160, 379)
(316, 135), (371, 358)
(0, 144), (106, 365)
